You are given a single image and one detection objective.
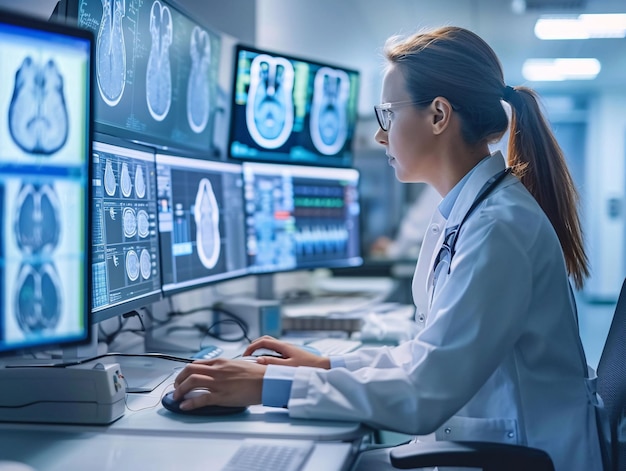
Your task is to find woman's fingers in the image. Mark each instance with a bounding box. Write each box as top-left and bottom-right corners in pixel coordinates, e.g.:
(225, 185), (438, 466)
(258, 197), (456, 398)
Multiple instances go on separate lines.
(172, 359), (266, 407)
(242, 336), (285, 356)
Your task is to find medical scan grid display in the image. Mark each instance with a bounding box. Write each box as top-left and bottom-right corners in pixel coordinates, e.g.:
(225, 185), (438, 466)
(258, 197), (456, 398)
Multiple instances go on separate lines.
(243, 162), (362, 274)
(156, 155), (248, 294)
(0, 14), (92, 352)
(229, 45), (360, 168)
(74, 0), (222, 154)
(91, 139), (162, 322)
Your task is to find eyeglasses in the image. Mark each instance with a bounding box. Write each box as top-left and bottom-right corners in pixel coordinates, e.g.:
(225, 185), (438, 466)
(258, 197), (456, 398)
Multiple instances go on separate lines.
(374, 100), (431, 132)
(374, 99), (461, 132)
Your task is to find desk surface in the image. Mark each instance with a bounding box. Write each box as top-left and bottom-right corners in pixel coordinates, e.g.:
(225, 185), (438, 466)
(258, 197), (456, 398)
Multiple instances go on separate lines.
(0, 368), (367, 443)
(0, 429), (354, 471)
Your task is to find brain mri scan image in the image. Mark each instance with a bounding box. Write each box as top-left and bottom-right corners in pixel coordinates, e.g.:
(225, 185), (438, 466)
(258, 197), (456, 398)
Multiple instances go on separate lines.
(96, 0), (127, 106)
(14, 183), (60, 255)
(137, 209), (150, 238)
(309, 67), (351, 155)
(122, 206), (137, 238)
(15, 262), (62, 333)
(12, 184), (63, 334)
(140, 248), (151, 279)
(9, 57), (69, 155)
(125, 249), (140, 281)
(134, 164), (146, 198)
(187, 26), (211, 134)
(120, 161), (132, 197)
(193, 177), (220, 269)
(146, 0), (173, 122)
(246, 54), (295, 149)
(104, 158), (117, 196)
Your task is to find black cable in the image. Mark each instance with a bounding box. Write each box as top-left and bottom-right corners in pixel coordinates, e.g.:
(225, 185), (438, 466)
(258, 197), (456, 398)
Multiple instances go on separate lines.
(158, 304), (252, 343)
(204, 319), (252, 343)
(98, 315), (125, 345)
(5, 352), (195, 369)
(123, 310), (146, 331)
(99, 310), (146, 346)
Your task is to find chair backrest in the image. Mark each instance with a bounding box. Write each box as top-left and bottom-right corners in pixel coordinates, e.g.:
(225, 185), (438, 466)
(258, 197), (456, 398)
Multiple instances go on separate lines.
(597, 277), (626, 471)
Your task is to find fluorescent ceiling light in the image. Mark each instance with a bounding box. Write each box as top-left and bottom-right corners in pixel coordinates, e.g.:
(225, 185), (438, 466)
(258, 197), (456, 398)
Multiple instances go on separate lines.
(535, 14), (626, 39)
(522, 58), (601, 81)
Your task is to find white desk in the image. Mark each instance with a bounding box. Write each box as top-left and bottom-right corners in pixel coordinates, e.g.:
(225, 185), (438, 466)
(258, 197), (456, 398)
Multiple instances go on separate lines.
(0, 429), (354, 471)
(0, 370), (367, 442)
(0, 368), (368, 470)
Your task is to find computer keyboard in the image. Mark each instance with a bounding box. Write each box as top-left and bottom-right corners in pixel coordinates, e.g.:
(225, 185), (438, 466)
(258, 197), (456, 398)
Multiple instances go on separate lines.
(305, 338), (362, 355)
(222, 438), (314, 471)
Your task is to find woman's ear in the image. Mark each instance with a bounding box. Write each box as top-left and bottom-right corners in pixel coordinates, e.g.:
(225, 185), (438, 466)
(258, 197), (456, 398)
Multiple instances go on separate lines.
(431, 97), (453, 135)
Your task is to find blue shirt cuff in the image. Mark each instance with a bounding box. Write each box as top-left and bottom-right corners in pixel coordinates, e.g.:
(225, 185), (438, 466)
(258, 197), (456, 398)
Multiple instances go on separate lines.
(330, 356), (346, 369)
(262, 365), (296, 408)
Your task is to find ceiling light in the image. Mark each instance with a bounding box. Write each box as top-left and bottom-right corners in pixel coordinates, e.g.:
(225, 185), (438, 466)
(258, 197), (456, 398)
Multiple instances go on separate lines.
(522, 58), (601, 81)
(535, 14), (626, 39)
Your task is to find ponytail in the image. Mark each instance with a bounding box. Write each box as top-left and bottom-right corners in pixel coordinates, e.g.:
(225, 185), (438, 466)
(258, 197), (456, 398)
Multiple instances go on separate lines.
(505, 87), (589, 288)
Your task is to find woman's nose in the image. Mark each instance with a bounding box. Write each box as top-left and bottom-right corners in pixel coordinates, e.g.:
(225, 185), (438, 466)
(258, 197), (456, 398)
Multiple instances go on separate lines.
(374, 126), (387, 146)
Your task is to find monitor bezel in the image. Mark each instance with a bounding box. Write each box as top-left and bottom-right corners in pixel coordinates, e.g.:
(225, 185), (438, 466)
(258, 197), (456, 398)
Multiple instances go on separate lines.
(0, 10), (94, 354)
(89, 133), (163, 324)
(228, 43), (361, 169)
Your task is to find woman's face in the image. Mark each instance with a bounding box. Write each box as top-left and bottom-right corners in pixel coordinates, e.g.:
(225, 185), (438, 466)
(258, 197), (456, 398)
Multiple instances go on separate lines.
(374, 65), (437, 183)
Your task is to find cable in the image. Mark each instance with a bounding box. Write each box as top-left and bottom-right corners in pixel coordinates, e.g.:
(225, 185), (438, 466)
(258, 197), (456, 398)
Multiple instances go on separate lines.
(210, 305), (252, 341)
(98, 315), (125, 344)
(4, 352), (196, 369)
(98, 310), (148, 346)
(159, 304), (252, 343)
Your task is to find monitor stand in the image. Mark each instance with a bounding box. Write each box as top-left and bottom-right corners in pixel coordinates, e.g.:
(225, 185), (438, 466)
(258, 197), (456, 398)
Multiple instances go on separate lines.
(143, 299), (204, 353)
(257, 273), (276, 300)
(61, 327), (99, 361)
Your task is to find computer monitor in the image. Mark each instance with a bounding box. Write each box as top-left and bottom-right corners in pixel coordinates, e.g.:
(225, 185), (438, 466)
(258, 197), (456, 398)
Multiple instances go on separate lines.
(70, 0), (222, 155)
(0, 12), (93, 353)
(243, 162), (362, 275)
(229, 45), (360, 168)
(156, 154), (248, 294)
(90, 135), (162, 323)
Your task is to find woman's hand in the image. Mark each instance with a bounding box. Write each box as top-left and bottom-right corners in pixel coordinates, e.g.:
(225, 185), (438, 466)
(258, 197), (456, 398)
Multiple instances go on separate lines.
(243, 336), (330, 369)
(172, 358), (266, 410)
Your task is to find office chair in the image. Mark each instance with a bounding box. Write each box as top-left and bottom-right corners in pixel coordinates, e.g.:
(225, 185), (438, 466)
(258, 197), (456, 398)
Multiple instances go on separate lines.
(388, 278), (626, 471)
(597, 277), (626, 471)
(388, 440), (554, 470)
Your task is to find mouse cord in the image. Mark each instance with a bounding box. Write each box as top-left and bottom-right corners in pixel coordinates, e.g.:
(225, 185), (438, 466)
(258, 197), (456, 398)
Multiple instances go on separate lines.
(123, 381), (176, 412)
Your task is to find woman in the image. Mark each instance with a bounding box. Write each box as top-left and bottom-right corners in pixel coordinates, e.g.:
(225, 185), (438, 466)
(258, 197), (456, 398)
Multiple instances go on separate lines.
(173, 26), (603, 470)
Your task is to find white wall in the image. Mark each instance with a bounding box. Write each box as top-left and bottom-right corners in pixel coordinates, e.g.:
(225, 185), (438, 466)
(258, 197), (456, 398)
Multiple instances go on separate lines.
(584, 92), (626, 300)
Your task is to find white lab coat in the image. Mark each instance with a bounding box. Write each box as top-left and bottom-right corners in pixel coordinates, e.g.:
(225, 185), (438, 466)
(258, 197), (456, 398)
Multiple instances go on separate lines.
(385, 184), (442, 259)
(286, 153), (603, 470)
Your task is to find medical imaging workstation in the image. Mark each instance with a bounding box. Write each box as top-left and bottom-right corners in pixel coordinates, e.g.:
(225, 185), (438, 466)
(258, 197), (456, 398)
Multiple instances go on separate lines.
(0, 0), (364, 430)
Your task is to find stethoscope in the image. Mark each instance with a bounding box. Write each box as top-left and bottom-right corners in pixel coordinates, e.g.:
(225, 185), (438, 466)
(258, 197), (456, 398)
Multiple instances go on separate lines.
(432, 167), (513, 285)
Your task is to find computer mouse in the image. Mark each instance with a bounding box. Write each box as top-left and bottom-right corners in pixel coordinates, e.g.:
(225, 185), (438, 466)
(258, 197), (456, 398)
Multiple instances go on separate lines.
(161, 391), (247, 416)
(250, 347), (284, 358)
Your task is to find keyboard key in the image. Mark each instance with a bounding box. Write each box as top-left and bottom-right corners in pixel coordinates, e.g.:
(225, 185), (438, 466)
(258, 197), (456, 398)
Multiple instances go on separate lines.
(305, 338), (362, 355)
(190, 345), (224, 360)
(222, 439), (314, 471)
